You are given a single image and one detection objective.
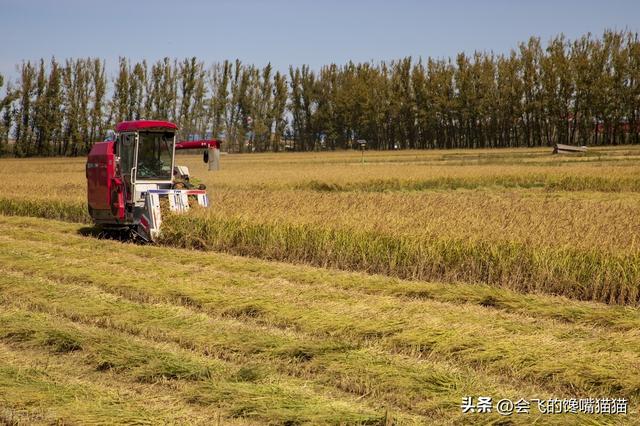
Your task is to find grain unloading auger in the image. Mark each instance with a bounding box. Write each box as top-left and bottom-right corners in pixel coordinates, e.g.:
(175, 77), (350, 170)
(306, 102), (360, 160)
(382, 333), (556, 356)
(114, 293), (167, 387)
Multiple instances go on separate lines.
(86, 120), (221, 242)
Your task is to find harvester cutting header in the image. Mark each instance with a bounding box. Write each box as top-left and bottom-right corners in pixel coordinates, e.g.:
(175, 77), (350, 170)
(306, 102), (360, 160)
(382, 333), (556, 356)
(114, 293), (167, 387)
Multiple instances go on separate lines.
(86, 120), (221, 242)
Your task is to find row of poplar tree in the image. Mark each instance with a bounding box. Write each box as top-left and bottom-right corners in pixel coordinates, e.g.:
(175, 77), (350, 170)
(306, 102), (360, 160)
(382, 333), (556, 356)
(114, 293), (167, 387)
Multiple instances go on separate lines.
(0, 30), (639, 156)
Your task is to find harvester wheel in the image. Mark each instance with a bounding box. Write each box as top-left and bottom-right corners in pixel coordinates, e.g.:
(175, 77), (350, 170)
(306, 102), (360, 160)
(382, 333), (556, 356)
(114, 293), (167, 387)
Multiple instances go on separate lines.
(130, 225), (151, 244)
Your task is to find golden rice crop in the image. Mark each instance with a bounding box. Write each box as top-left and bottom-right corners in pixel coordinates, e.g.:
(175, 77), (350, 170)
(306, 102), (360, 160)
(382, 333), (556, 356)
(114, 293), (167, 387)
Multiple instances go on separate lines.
(158, 210), (640, 304)
(1, 146), (640, 304)
(1, 215), (639, 424)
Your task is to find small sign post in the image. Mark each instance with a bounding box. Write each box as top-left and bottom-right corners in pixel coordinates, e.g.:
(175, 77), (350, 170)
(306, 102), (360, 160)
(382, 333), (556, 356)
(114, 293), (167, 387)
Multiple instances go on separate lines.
(358, 139), (367, 164)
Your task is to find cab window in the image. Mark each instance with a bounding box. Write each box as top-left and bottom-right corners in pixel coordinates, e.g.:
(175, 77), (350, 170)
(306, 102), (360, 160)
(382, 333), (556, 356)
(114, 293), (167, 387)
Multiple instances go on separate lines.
(136, 132), (174, 181)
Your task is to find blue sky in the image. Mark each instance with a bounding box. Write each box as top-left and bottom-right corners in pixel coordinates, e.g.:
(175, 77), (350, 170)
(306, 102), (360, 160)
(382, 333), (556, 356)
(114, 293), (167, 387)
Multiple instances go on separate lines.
(1, 0), (639, 81)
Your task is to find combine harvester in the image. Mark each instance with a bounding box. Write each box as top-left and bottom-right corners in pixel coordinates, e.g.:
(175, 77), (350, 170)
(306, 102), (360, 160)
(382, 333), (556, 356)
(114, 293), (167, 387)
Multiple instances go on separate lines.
(86, 120), (221, 242)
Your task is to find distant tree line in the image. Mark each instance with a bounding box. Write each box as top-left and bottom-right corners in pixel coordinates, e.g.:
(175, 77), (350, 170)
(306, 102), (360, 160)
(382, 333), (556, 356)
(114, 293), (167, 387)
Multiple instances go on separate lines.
(0, 30), (639, 156)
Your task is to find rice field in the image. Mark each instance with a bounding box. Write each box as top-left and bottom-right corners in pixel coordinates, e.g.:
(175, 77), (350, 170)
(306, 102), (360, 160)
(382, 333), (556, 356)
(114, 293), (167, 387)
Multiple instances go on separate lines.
(1, 215), (639, 424)
(1, 146), (640, 303)
(0, 146), (639, 423)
